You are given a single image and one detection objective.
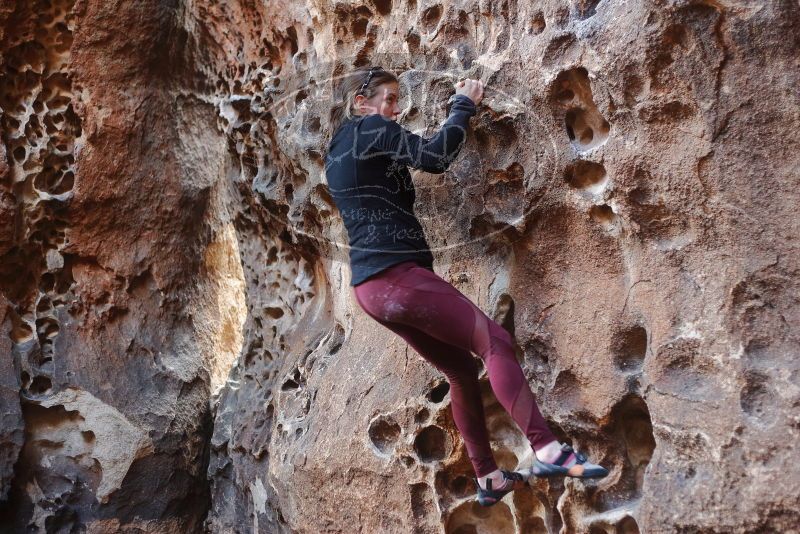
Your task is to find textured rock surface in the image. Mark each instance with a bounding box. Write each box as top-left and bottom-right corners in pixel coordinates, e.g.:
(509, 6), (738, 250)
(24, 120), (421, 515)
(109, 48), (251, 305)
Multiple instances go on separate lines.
(0, 0), (234, 530)
(2, 0), (799, 533)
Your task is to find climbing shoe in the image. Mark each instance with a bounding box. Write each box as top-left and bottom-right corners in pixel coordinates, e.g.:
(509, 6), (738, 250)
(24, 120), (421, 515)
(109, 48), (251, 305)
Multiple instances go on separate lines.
(473, 470), (527, 507)
(531, 442), (609, 479)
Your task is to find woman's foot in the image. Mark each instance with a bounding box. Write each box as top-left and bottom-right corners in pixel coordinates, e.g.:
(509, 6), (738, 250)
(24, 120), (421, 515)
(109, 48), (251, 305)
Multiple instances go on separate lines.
(473, 469), (527, 507)
(532, 441), (609, 478)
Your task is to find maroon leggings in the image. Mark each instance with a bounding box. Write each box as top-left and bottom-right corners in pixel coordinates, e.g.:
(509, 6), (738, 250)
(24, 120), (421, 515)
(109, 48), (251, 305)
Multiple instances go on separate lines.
(352, 260), (557, 477)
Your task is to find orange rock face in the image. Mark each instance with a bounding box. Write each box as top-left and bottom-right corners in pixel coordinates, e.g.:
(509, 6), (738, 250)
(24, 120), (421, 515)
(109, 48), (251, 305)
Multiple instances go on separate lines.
(1, 0), (798, 533)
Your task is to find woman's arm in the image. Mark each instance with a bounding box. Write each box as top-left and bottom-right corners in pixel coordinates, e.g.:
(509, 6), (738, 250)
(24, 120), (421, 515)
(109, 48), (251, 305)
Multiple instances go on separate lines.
(358, 94), (477, 174)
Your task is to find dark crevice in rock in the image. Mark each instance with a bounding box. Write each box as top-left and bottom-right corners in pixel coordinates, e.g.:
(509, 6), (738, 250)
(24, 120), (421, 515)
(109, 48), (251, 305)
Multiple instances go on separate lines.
(426, 381), (450, 403)
(413, 425), (449, 462)
(368, 415), (401, 454)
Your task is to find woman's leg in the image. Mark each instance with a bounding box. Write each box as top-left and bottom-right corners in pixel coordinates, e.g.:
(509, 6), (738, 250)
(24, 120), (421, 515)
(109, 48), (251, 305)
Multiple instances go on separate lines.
(353, 262), (558, 457)
(353, 284), (498, 477)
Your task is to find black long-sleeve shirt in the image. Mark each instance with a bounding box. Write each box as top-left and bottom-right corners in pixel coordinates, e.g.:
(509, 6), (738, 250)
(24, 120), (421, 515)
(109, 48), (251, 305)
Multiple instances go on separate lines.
(324, 94), (477, 286)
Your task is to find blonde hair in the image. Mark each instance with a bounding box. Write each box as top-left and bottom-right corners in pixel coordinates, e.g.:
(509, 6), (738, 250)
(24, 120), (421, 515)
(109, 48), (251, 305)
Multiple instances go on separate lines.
(328, 66), (399, 142)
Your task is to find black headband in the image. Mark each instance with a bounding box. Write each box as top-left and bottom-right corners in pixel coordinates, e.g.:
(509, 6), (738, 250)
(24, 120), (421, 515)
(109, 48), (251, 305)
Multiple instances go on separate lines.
(357, 66), (381, 95)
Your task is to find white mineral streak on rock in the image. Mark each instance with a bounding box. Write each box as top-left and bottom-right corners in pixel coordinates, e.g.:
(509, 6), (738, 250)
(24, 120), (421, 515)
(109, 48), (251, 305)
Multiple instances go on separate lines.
(251, 477), (268, 533)
(676, 321), (703, 340)
(200, 222), (248, 395)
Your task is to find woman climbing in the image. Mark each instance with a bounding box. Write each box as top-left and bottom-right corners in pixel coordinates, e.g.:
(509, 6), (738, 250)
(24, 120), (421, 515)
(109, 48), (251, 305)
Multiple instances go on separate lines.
(324, 66), (608, 508)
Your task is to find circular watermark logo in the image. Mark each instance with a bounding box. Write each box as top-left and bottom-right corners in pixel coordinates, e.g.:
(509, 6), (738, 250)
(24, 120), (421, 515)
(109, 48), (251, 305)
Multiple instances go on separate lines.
(225, 53), (561, 269)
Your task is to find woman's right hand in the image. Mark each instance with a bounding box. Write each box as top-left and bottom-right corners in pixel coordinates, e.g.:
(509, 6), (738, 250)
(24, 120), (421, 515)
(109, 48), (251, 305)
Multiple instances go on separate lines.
(454, 79), (484, 106)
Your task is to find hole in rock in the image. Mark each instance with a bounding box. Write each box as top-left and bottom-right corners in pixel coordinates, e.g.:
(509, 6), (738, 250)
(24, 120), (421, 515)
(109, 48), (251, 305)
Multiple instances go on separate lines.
(530, 12), (546, 34)
(475, 114), (518, 148)
(34, 167), (71, 195)
(49, 96), (71, 110)
(327, 323), (345, 354)
(577, 0), (601, 19)
(421, 5), (442, 30)
(521, 516), (548, 534)
(11, 320), (34, 343)
(617, 516), (641, 534)
(36, 298), (51, 313)
(286, 26), (299, 55)
(613, 325), (647, 371)
(493, 27), (510, 52)
(435, 470), (474, 500)
(740, 370), (772, 420)
(45, 507), (79, 532)
(589, 204), (616, 225)
(372, 0), (392, 16)
(28, 375), (52, 395)
(495, 293), (516, 336)
(629, 186), (649, 205)
(415, 407), (430, 423)
(446, 499), (515, 533)
(265, 307), (284, 319)
(406, 31), (421, 51)
(414, 425), (448, 462)
(557, 89), (574, 104)
(552, 370), (582, 410)
(565, 108), (608, 151)
(450, 41), (475, 69)
(38, 342), (54, 365)
(656, 19), (685, 47)
(401, 455), (414, 467)
(493, 447), (519, 471)
(564, 160), (607, 193)
(553, 68), (611, 151)
(37, 317), (59, 339)
(281, 368), (301, 390)
(427, 381), (450, 403)
(45, 118), (59, 135)
(607, 395), (655, 497)
(352, 17), (368, 37)
(450, 475), (472, 498)
(680, 465), (697, 483)
(368, 415), (401, 454)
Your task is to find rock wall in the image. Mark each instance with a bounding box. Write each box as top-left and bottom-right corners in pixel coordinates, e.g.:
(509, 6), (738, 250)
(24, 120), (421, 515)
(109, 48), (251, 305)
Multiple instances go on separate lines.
(0, 0), (239, 531)
(1, 0), (798, 533)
